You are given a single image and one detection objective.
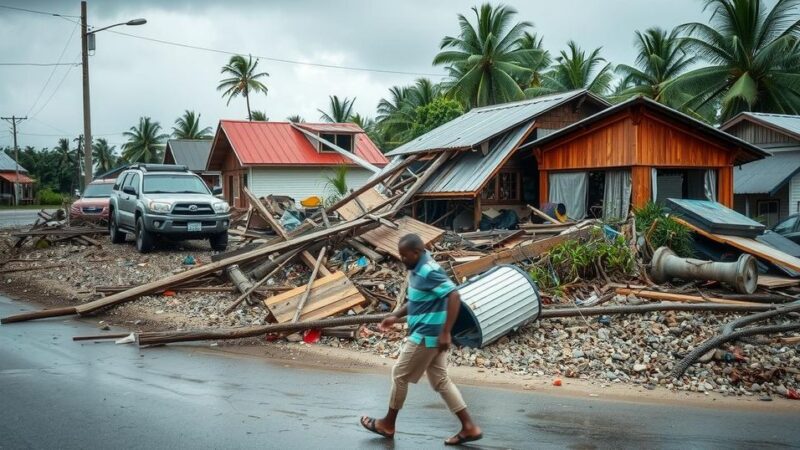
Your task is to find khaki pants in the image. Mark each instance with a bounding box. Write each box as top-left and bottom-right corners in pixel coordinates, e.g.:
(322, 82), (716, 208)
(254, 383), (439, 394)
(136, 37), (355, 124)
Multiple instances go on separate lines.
(388, 341), (467, 413)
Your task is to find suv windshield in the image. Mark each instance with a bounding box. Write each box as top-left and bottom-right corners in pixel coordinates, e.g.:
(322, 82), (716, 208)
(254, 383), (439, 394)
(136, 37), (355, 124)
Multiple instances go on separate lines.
(142, 174), (210, 194)
(82, 183), (114, 198)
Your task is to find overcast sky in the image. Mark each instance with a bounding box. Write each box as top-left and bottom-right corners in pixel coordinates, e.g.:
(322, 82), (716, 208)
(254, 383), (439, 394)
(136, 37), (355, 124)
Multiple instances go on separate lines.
(1, 0), (707, 150)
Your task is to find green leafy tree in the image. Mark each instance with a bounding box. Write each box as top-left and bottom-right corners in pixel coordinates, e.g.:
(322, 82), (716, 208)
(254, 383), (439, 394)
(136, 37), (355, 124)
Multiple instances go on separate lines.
(121, 117), (169, 163)
(663, 0), (800, 121)
(286, 115), (305, 123)
(324, 165), (349, 199)
(516, 31), (552, 90)
(527, 41), (614, 97)
(217, 55), (269, 121)
(350, 113), (385, 150)
(409, 97), (464, 138)
(433, 3), (544, 108)
(55, 138), (77, 193)
(318, 95), (355, 122)
(172, 110), (213, 139)
(92, 138), (118, 175)
(376, 78), (445, 149)
(612, 27), (696, 106)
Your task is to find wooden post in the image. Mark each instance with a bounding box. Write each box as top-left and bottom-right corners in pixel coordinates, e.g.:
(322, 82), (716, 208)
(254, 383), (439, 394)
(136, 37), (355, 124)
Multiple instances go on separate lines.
(473, 194), (482, 230)
(717, 166), (733, 207)
(631, 166), (652, 209)
(292, 246), (327, 322)
(538, 169), (548, 207)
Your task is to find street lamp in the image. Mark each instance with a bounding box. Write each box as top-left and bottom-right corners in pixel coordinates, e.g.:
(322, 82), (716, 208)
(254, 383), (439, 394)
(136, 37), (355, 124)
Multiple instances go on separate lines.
(81, 0), (146, 188)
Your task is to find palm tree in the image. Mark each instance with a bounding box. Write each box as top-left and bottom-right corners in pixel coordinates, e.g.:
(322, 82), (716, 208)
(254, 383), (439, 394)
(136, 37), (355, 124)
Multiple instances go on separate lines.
(172, 110), (213, 139)
(217, 55), (269, 121)
(54, 138), (75, 192)
(517, 31), (552, 90)
(613, 28), (696, 105)
(527, 41), (614, 97)
(250, 110), (268, 121)
(376, 79), (445, 148)
(92, 138), (117, 175)
(318, 95), (355, 122)
(433, 3), (544, 108)
(323, 165), (349, 206)
(286, 115), (305, 123)
(122, 117), (169, 163)
(662, 0), (800, 121)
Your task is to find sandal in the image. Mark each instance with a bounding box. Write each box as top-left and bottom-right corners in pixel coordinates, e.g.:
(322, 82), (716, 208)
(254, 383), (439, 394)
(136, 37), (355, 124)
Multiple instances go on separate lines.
(445, 432), (483, 446)
(360, 416), (394, 439)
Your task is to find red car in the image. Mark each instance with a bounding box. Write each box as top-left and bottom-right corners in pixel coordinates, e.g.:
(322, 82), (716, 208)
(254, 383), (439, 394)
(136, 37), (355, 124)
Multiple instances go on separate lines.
(69, 179), (115, 222)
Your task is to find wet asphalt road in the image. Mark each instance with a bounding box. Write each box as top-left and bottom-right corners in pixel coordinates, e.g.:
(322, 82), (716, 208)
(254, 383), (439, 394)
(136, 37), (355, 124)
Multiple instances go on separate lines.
(0, 209), (55, 229)
(1, 295), (799, 449)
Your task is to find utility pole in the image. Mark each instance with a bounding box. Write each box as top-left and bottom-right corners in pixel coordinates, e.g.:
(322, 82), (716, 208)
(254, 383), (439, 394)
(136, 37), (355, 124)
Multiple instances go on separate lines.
(1, 115), (27, 206)
(80, 0), (93, 189)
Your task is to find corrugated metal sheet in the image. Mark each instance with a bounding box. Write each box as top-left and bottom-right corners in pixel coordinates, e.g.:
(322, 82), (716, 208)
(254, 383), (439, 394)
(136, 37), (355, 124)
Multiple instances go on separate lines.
(453, 265), (540, 348)
(745, 113), (800, 141)
(219, 121), (388, 166)
(164, 139), (213, 171)
(734, 150), (800, 194)
(249, 166), (373, 204)
(420, 121), (533, 194)
(791, 175), (800, 215)
(0, 152), (28, 173)
(0, 172), (34, 183)
(386, 89), (597, 156)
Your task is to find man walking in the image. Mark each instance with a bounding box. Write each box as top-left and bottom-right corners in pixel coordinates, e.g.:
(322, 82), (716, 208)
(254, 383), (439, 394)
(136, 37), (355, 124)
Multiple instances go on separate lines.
(360, 233), (483, 445)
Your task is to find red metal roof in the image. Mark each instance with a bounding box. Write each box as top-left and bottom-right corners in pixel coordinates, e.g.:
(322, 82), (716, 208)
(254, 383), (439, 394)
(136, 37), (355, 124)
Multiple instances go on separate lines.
(218, 120), (387, 167)
(0, 172), (34, 183)
(296, 122), (362, 133)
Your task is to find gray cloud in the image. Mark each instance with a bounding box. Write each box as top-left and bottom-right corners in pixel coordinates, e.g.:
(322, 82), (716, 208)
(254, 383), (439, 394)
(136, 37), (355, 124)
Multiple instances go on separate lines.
(2, 0), (704, 150)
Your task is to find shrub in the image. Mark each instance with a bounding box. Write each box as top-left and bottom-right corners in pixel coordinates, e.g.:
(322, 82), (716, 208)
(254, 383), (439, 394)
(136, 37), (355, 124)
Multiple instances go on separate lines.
(634, 202), (693, 257)
(37, 188), (65, 205)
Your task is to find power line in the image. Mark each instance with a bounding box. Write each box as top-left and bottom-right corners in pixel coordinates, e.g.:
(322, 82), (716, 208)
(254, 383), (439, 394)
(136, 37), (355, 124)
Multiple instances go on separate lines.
(0, 4), (79, 18)
(108, 30), (444, 77)
(30, 54), (81, 118)
(26, 21), (80, 116)
(0, 62), (80, 66)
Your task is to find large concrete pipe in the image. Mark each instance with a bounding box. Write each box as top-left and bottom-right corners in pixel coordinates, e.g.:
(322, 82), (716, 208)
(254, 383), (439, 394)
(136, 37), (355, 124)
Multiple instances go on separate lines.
(650, 247), (758, 294)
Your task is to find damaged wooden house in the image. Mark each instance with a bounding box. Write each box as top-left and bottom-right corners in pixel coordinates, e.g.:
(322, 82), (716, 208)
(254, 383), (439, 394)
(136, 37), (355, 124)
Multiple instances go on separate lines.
(205, 120), (388, 208)
(721, 112), (800, 227)
(384, 92), (767, 230)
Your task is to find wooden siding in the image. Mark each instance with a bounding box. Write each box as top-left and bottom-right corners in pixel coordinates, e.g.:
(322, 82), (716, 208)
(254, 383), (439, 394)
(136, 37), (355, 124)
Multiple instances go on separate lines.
(538, 116), (635, 170)
(636, 115), (732, 167)
(726, 121), (799, 146)
(534, 100), (605, 131)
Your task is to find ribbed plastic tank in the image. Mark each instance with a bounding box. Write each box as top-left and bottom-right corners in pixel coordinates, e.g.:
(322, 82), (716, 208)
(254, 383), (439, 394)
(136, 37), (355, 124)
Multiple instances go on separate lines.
(452, 265), (541, 348)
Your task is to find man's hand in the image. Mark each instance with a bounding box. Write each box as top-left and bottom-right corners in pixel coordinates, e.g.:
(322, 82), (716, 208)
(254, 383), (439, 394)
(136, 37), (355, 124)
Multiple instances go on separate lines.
(378, 314), (398, 332)
(438, 331), (452, 352)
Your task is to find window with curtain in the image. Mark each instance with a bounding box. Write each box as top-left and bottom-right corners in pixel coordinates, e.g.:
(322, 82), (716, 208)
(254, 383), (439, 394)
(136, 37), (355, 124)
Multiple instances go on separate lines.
(549, 172), (588, 219)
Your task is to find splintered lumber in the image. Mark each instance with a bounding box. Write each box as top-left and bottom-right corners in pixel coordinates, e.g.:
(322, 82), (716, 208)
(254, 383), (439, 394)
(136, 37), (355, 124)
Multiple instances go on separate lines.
(615, 288), (764, 306)
(0, 263), (66, 274)
(265, 271), (364, 323)
(675, 217), (800, 273)
(452, 229), (589, 281)
(292, 246), (327, 322)
(225, 247), (304, 315)
(243, 187), (332, 277)
(539, 302), (774, 319)
(0, 214), (384, 324)
(359, 216), (444, 260)
(137, 314), (391, 346)
(346, 238), (384, 262)
(390, 151), (452, 215)
(338, 188), (389, 221)
(757, 275), (800, 289)
(527, 204), (559, 224)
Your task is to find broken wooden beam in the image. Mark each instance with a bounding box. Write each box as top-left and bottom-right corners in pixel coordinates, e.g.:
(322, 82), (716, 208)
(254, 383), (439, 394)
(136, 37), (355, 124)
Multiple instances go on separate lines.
(265, 271), (364, 323)
(615, 288), (765, 306)
(292, 246), (327, 322)
(0, 214), (385, 324)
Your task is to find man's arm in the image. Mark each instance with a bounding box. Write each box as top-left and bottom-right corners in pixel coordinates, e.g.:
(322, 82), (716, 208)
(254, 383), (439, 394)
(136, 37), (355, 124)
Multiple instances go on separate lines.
(379, 303), (408, 331)
(438, 290), (461, 352)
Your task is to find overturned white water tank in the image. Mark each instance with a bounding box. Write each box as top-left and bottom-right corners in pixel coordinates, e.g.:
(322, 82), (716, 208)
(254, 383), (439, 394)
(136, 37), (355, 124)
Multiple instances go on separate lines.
(452, 265), (541, 348)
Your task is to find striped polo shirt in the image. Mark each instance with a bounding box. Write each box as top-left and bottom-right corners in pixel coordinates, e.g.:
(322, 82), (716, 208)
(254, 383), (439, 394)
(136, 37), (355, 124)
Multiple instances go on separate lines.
(406, 251), (457, 348)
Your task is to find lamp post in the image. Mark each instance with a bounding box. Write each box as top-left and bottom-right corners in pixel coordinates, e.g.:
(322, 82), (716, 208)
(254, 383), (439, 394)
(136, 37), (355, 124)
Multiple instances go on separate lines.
(81, 0), (146, 188)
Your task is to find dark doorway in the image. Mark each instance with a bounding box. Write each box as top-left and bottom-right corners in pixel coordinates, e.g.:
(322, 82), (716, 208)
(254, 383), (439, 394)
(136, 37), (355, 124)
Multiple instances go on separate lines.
(587, 171), (605, 218)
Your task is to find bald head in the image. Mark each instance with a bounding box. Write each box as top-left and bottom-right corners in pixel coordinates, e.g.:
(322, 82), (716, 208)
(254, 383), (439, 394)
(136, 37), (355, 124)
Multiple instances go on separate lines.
(398, 233), (425, 269)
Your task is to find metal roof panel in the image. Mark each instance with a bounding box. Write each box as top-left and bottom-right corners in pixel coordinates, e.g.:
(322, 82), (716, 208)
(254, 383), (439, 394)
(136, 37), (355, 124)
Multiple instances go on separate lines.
(0, 151), (28, 173)
(164, 139), (213, 171)
(734, 150), (800, 194)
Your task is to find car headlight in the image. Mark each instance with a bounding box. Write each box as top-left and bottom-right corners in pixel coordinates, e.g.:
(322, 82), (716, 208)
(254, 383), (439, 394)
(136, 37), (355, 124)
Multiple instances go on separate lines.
(212, 201), (230, 213)
(148, 201), (172, 213)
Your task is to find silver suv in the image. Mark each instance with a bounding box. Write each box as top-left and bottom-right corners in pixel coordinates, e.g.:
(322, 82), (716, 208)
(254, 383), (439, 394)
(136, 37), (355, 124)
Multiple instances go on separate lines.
(108, 164), (230, 252)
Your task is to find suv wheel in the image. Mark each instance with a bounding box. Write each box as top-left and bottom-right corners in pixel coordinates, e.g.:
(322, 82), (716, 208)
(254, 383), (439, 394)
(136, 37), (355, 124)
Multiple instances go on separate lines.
(109, 211), (126, 244)
(209, 232), (228, 251)
(135, 216), (154, 253)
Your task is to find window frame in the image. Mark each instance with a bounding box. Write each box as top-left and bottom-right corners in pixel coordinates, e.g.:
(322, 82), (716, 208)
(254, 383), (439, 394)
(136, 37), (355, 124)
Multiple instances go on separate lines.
(480, 170), (522, 204)
(318, 133), (355, 153)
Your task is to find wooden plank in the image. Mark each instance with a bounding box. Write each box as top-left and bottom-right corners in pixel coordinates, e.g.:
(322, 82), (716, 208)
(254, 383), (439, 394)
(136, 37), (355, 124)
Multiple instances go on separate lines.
(243, 187), (332, 277)
(292, 246), (327, 322)
(452, 229), (588, 281)
(338, 188), (387, 221)
(615, 288), (763, 306)
(360, 216), (444, 260)
(391, 151), (452, 214)
(757, 275), (800, 289)
(264, 271), (365, 323)
(675, 217), (800, 273)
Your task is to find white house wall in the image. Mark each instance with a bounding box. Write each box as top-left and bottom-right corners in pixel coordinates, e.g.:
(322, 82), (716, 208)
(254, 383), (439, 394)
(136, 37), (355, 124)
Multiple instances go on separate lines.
(248, 167), (374, 203)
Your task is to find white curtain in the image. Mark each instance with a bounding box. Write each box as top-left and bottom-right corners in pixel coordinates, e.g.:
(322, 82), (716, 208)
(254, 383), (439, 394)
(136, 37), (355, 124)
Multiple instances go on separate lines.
(704, 169), (717, 201)
(549, 172), (588, 219)
(603, 170), (632, 220)
(651, 168), (658, 202)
